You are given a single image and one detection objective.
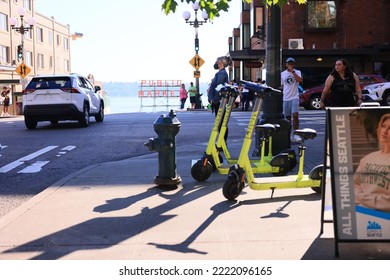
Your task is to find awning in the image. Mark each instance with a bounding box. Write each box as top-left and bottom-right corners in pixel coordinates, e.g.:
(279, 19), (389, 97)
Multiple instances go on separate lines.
(229, 49), (266, 61)
(0, 79), (20, 84)
(230, 47), (386, 60)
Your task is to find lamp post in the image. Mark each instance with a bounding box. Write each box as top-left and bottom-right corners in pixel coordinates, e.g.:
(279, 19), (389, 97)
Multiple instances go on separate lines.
(183, 1), (208, 108)
(9, 7), (36, 62)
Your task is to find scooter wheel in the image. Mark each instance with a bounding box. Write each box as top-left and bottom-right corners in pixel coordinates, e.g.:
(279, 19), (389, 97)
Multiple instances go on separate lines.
(191, 160), (213, 182)
(309, 164), (323, 193)
(222, 177), (244, 200)
(288, 154), (297, 170)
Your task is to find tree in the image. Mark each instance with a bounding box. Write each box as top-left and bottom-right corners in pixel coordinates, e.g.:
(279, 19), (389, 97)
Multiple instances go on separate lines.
(162, 0), (307, 20)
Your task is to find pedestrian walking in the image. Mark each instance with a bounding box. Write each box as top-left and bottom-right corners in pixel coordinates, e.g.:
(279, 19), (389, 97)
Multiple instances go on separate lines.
(188, 82), (197, 109)
(179, 83), (188, 110)
(1, 86), (11, 117)
(320, 58), (363, 108)
(240, 84), (250, 111)
(208, 55), (232, 142)
(281, 57), (303, 143)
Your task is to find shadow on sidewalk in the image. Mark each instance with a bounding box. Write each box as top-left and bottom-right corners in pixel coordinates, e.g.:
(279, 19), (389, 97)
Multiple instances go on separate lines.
(2, 179), (327, 260)
(3, 181), (222, 259)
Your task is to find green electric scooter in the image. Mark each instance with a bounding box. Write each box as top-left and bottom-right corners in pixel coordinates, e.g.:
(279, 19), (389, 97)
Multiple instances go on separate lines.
(191, 83), (239, 182)
(191, 82), (297, 182)
(221, 83), (323, 200)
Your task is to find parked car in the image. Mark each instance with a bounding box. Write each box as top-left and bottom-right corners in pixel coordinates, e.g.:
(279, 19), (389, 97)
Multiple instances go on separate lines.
(23, 73), (104, 129)
(299, 74), (387, 110)
(362, 82), (390, 106)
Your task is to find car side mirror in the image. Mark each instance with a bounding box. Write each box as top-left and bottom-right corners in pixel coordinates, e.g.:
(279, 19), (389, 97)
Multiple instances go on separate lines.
(94, 86), (101, 93)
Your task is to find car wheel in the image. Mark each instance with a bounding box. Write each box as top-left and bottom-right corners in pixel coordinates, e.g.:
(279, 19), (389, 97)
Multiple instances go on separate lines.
(381, 91), (390, 106)
(309, 96), (321, 110)
(25, 117), (37, 129)
(79, 104), (90, 127)
(95, 102), (104, 122)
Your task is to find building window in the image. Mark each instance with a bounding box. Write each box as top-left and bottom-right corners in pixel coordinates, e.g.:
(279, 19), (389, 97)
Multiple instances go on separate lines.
(56, 34), (61, 46)
(234, 36), (240, 51)
(254, 7), (265, 40)
(64, 59), (70, 72)
(0, 13), (8, 32)
(23, 0), (32, 11)
(49, 56), (53, 68)
(48, 30), (53, 45)
(1, 45), (9, 64)
(25, 51), (32, 66)
(36, 27), (44, 43)
(56, 57), (61, 69)
(306, 0), (337, 30)
(64, 37), (69, 50)
(242, 23), (250, 49)
(37, 53), (44, 68)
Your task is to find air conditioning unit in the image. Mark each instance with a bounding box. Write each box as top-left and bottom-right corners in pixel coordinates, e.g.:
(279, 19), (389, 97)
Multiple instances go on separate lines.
(288, 39), (304, 50)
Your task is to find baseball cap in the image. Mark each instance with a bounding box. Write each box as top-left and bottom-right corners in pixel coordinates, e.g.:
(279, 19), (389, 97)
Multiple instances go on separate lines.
(286, 57), (295, 63)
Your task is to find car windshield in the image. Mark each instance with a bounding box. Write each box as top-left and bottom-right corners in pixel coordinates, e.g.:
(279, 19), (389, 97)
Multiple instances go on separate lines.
(26, 77), (71, 90)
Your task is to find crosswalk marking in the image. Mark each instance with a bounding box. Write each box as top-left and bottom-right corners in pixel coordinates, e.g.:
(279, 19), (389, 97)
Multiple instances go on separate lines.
(56, 146), (76, 157)
(232, 111), (326, 127)
(62, 146), (76, 151)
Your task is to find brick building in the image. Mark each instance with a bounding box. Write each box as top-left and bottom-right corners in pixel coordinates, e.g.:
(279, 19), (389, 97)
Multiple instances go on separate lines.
(229, 0), (390, 88)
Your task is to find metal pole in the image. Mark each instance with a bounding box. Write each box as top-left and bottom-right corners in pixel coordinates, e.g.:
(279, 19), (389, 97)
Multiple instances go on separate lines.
(265, 5), (281, 88)
(195, 25), (200, 96)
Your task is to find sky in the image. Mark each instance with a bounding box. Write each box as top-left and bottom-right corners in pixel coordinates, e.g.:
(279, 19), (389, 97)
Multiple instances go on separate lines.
(34, 0), (242, 84)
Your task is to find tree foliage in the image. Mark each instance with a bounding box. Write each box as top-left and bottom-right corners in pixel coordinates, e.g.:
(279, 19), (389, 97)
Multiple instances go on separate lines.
(162, 0), (307, 20)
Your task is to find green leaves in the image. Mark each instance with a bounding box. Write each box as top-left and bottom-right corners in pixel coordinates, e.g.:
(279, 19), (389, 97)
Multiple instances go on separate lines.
(161, 0), (307, 17)
(161, 0), (179, 14)
(265, 0), (307, 5)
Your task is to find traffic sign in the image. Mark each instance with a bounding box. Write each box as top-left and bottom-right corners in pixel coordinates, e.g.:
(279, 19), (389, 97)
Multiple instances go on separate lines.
(189, 54), (205, 70)
(16, 63), (31, 79)
(194, 70), (201, 78)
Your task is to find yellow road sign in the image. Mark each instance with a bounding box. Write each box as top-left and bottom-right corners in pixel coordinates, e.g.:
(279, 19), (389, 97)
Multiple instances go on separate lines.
(194, 70), (201, 78)
(16, 63), (31, 79)
(189, 54), (205, 70)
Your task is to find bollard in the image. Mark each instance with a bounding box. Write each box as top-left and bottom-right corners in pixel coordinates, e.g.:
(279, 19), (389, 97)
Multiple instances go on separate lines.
(144, 110), (181, 187)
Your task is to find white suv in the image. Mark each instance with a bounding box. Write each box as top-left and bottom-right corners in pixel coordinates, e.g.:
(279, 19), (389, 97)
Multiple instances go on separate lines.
(23, 73), (104, 129)
(363, 82), (390, 106)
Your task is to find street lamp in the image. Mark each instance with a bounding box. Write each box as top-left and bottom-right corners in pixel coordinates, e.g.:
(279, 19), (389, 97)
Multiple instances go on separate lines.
(9, 7), (36, 62)
(183, 1), (208, 108)
(183, 2), (208, 54)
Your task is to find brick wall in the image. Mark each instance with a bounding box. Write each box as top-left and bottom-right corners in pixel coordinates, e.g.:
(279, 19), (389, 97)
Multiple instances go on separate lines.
(281, 0), (390, 50)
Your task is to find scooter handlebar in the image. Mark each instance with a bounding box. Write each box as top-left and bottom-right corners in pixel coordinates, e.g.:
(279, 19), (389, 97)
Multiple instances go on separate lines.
(215, 83), (239, 92)
(239, 80), (281, 94)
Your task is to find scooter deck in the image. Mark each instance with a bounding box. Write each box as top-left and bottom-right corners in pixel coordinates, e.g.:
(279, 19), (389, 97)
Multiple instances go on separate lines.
(249, 175), (321, 190)
(215, 163), (234, 175)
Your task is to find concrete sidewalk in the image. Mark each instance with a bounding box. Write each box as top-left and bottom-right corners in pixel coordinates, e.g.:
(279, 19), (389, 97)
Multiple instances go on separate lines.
(0, 140), (388, 260)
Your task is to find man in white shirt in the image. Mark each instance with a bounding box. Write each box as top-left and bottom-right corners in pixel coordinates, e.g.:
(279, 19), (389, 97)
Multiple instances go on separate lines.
(281, 57), (303, 143)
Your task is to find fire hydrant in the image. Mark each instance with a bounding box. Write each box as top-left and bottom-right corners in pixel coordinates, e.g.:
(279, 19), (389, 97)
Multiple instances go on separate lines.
(144, 110), (181, 187)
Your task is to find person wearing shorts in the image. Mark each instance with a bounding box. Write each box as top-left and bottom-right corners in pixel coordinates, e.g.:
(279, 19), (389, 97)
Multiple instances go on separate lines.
(281, 57), (303, 143)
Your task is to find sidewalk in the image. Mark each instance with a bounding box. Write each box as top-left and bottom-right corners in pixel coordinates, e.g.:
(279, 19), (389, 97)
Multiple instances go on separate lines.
(0, 138), (388, 260)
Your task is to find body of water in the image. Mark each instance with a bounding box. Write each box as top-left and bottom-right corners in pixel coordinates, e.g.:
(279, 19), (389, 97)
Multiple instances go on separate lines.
(106, 95), (210, 114)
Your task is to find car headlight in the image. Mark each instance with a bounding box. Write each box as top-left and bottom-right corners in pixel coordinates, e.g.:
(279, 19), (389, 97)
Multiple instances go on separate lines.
(366, 84), (385, 91)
